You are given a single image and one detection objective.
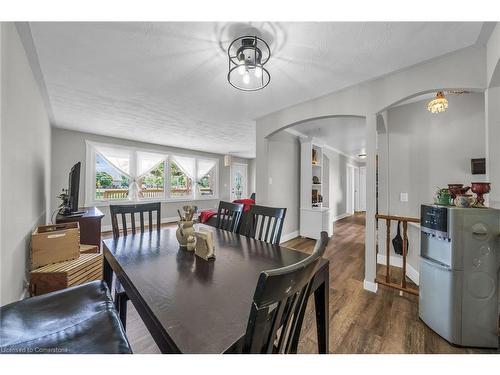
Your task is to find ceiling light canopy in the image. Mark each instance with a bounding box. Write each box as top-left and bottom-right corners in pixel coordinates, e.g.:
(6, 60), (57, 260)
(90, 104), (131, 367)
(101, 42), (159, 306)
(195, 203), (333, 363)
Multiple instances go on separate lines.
(427, 91), (448, 114)
(227, 36), (271, 91)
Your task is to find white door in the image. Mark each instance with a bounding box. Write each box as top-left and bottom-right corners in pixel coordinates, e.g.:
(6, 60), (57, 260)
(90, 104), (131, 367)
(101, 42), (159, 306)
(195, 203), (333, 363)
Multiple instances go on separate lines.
(354, 167), (360, 211)
(359, 166), (367, 211)
(346, 165), (355, 214)
(230, 163), (248, 200)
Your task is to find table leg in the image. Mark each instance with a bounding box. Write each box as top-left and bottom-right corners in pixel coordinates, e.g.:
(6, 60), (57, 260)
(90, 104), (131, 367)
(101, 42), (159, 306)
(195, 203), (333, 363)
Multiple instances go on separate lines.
(103, 253), (113, 290)
(314, 266), (329, 354)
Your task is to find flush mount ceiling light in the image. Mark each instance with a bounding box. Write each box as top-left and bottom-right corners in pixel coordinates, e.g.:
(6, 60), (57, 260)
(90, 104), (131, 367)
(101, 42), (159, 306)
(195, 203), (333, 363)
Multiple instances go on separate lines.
(358, 153), (367, 159)
(227, 35), (271, 91)
(427, 91), (449, 114)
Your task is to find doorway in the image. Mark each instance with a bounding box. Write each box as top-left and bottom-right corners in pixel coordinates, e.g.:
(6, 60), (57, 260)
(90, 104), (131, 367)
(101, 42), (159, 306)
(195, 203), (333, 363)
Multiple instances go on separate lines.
(346, 165), (356, 215)
(230, 163), (248, 200)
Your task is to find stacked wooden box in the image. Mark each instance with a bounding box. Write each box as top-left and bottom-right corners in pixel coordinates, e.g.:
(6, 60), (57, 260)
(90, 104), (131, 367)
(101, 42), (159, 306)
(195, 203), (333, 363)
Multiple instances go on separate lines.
(30, 223), (102, 296)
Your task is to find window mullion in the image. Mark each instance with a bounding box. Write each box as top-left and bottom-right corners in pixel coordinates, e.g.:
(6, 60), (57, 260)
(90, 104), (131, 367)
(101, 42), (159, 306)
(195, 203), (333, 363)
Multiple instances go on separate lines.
(194, 159), (198, 200)
(166, 157), (171, 200)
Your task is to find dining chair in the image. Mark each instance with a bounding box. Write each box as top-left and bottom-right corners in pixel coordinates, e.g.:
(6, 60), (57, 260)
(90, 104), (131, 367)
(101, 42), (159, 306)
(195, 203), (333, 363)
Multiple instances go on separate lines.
(241, 204), (287, 245)
(215, 201), (244, 232)
(109, 202), (161, 238)
(109, 202), (162, 328)
(242, 231), (329, 354)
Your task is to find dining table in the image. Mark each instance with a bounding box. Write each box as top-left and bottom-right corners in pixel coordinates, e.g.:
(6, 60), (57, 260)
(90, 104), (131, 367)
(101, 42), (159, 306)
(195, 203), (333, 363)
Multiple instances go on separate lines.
(102, 224), (330, 354)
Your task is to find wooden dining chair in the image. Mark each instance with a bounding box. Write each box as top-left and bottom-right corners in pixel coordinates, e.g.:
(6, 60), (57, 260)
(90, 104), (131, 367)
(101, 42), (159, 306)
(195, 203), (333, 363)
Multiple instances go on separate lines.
(109, 202), (161, 238)
(241, 204), (287, 245)
(242, 231), (329, 354)
(109, 202), (162, 328)
(215, 201), (244, 233)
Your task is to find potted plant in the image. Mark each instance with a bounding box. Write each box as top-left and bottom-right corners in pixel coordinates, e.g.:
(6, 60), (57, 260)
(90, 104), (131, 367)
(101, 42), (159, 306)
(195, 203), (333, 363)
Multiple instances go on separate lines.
(435, 187), (451, 206)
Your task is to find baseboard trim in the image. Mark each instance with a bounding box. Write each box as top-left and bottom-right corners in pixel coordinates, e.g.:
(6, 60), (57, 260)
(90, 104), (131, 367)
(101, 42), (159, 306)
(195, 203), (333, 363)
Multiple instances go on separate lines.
(363, 279), (378, 293)
(377, 253), (419, 285)
(406, 263), (419, 285)
(333, 213), (350, 222)
(101, 216), (179, 233)
(280, 230), (300, 244)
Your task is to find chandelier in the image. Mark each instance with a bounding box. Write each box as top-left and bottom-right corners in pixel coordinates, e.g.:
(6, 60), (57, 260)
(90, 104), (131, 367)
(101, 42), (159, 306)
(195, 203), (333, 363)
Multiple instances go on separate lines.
(427, 91), (448, 114)
(227, 36), (271, 91)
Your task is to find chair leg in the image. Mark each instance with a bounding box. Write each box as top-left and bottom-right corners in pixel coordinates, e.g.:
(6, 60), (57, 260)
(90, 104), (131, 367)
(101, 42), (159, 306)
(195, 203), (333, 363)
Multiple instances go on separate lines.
(115, 291), (128, 330)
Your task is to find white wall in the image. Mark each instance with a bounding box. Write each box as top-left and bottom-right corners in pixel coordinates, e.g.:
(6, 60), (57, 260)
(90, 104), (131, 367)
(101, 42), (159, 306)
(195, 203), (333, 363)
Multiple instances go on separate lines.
(51, 128), (252, 229)
(378, 92), (486, 277)
(486, 24), (500, 209)
(486, 86), (500, 209)
(266, 131), (301, 239)
(248, 158), (256, 198)
(1, 23), (52, 305)
(486, 23), (500, 88)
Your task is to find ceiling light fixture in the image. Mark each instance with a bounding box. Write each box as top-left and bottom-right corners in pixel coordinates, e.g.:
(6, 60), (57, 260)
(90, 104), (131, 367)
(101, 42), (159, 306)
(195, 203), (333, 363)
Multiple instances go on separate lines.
(427, 91), (448, 114)
(358, 153), (367, 159)
(227, 36), (271, 91)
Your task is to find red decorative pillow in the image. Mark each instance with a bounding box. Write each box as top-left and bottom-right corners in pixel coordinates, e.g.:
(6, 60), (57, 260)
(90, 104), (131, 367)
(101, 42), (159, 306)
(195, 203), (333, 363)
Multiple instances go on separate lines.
(233, 199), (255, 212)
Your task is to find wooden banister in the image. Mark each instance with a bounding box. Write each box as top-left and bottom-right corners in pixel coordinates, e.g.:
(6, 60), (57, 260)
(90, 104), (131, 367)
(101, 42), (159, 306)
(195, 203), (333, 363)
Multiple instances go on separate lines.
(375, 214), (420, 296)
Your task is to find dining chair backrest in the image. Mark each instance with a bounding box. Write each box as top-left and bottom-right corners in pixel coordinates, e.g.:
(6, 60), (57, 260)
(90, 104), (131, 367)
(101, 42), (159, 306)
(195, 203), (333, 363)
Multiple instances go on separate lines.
(110, 202), (161, 238)
(242, 205), (287, 245)
(216, 201), (244, 233)
(242, 231), (329, 354)
(249, 192), (256, 201)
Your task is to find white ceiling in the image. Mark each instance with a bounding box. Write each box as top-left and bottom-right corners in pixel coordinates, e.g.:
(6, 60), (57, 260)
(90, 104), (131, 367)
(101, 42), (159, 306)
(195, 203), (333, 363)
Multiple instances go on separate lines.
(29, 22), (483, 158)
(289, 117), (367, 159)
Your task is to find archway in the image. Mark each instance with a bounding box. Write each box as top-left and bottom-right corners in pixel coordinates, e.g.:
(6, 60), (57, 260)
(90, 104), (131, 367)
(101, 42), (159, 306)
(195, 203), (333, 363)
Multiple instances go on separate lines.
(372, 86), (486, 293)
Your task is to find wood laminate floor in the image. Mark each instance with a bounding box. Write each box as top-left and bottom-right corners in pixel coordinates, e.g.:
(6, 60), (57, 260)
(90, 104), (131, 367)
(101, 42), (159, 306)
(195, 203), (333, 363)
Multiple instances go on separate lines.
(105, 214), (499, 354)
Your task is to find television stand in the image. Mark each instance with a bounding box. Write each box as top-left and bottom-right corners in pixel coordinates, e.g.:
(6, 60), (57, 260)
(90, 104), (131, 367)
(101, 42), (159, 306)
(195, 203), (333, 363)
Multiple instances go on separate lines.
(63, 210), (85, 217)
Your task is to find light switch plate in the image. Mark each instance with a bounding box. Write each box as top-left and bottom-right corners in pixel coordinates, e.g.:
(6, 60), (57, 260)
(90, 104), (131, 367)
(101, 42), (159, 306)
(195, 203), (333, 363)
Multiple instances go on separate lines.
(400, 192), (408, 202)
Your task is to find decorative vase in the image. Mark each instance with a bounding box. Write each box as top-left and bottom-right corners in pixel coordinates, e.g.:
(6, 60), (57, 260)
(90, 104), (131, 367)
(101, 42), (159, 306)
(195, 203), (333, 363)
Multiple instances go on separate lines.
(471, 182), (491, 208)
(448, 184), (470, 200)
(176, 220), (195, 249)
(454, 194), (475, 208)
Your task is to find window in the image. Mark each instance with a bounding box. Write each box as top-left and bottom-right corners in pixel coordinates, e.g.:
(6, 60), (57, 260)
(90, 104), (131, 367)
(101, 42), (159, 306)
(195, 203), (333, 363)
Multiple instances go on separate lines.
(136, 151), (166, 199)
(170, 156), (194, 198)
(86, 141), (218, 204)
(95, 147), (131, 201)
(196, 159), (217, 197)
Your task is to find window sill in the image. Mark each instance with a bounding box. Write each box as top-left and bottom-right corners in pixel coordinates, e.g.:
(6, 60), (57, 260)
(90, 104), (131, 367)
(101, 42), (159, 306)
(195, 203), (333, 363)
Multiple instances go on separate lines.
(85, 196), (219, 207)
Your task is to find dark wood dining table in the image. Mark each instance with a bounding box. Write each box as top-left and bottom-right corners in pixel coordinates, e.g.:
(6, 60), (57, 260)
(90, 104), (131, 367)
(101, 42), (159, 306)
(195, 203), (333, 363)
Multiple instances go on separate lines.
(102, 224), (330, 354)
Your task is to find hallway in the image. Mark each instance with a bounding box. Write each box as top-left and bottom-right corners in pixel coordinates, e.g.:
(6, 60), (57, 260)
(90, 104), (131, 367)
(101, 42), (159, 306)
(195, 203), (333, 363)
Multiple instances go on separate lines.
(286, 213), (498, 353)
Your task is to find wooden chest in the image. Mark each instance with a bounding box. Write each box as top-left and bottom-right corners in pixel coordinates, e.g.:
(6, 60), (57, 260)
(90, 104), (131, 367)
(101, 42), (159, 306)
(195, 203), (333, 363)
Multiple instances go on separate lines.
(30, 253), (103, 296)
(31, 222), (80, 269)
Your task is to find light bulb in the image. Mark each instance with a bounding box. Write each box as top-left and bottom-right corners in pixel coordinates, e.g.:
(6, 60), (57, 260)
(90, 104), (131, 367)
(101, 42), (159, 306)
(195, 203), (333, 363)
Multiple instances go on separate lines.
(242, 72), (250, 85)
(254, 67), (262, 78)
(238, 64), (246, 75)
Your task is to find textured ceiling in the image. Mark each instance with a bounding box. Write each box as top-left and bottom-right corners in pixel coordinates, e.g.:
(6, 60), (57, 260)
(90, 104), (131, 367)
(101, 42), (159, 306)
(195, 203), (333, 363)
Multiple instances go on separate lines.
(30, 22), (483, 158)
(290, 117), (367, 158)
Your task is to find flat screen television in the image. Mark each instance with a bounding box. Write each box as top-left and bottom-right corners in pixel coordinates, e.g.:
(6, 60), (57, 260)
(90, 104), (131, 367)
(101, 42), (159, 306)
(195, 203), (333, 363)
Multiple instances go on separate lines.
(63, 162), (84, 216)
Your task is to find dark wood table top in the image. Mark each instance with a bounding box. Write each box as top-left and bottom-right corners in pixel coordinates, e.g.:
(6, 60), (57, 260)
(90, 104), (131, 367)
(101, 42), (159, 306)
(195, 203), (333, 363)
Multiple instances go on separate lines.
(103, 224), (324, 354)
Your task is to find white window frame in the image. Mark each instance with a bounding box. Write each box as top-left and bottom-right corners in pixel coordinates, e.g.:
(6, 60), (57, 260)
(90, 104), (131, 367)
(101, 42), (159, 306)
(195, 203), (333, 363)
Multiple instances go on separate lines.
(85, 140), (219, 206)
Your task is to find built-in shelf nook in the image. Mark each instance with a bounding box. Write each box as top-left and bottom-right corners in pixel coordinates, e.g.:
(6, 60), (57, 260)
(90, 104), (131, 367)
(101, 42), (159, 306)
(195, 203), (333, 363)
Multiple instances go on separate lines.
(300, 139), (333, 239)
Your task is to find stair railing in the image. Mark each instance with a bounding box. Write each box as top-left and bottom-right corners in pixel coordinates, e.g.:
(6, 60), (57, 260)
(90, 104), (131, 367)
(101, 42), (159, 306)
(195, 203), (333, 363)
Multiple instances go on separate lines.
(375, 214), (420, 296)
